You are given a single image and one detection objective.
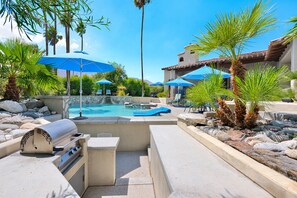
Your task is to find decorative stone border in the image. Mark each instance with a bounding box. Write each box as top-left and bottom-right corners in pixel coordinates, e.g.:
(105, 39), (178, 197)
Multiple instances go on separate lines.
(178, 121), (297, 198)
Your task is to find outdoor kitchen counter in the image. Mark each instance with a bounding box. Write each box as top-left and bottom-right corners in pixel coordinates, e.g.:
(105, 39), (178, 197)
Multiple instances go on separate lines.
(0, 152), (79, 198)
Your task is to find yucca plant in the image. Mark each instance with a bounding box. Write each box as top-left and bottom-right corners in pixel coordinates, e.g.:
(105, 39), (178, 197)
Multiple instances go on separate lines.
(188, 1), (276, 128)
(236, 66), (288, 128)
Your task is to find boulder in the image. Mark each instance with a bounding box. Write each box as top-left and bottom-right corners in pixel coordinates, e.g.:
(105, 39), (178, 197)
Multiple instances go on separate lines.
(20, 123), (41, 130)
(254, 142), (283, 151)
(227, 130), (244, 141)
(19, 103), (27, 112)
(38, 106), (49, 113)
(21, 112), (42, 119)
(270, 120), (284, 127)
(206, 120), (216, 127)
(284, 149), (297, 160)
(0, 113), (11, 119)
(0, 124), (19, 130)
(177, 113), (207, 126)
(32, 118), (50, 125)
(254, 140), (297, 151)
(0, 100), (23, 113)
(10, 129), (30, 138)
(25, 100), (44, 109)
(245, 134), (274, 145)
(248, 140), (263, 146)
(216, 132), (231, 142)
(281, 128), (297, 135)
(258, 130), (290, 142)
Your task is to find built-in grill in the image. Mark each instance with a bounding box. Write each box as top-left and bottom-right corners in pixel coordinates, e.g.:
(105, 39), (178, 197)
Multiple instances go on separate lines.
(20, 119), (84, 173)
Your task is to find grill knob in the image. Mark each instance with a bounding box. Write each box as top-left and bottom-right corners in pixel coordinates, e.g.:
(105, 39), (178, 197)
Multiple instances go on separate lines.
(69, 150), (74, 156)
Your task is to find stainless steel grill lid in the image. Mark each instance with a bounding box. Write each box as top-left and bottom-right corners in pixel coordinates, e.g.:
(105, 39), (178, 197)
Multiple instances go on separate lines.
(20, 119), (78, 154)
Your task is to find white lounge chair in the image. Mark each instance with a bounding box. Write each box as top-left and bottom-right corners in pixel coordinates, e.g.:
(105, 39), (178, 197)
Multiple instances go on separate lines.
(96, 89), (102, 95)
(106, 89), (111, 95)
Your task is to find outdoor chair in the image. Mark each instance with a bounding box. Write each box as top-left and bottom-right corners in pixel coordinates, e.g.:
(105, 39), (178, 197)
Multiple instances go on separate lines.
(96, 89), (103, 95)
(106, 89), (111, 95)
(168, 94), (181, 105)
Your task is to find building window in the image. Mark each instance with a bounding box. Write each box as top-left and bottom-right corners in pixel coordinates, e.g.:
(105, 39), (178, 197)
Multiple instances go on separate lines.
(179, 57), (184, 62)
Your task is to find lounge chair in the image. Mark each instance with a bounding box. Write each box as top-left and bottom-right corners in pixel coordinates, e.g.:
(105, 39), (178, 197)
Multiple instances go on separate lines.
(168, 94), (181, 105)
(133, 107), (171, 116)
(106, 89), (111, 95)
(96, 89), (102, 95)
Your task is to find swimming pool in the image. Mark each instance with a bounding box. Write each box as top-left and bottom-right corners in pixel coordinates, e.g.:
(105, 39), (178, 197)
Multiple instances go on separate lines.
(69, 104), (142, 117)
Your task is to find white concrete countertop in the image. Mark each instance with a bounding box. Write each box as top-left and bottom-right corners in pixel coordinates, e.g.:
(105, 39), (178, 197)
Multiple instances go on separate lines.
(88, 137), (120, 150)
(0, 152), (79, 198)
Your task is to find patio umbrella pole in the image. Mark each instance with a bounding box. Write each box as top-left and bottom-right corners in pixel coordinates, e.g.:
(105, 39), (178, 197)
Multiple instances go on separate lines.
(80, 59), (83, 117)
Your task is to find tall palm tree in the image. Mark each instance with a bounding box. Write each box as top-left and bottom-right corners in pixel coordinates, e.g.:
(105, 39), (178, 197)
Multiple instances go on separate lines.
(285, 16), (297, 43)
(134, 0), (151, 97)
(75, 16), (110, 52)
(189, 1), (276, 128)
(75, 18), (86, 51)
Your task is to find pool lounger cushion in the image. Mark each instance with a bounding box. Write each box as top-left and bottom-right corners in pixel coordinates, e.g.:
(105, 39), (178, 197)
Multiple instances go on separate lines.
(133, 107), (171, 116)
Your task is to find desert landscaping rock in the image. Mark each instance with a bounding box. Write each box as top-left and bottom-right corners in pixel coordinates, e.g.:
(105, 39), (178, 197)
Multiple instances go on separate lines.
(0, 100), (23, 113)
(281, 128), (297, 135)
(19, 103), (27, 112)
(20, 123), (41, 129)
(254, 140), (297, 151)
(0, 113), (12, 119)
(270, 120), (284, 127)
(284, 149), (297, 160)
(216, 132), (231, 142)
(0, 124), (19, 130)
(21, 112), (42, 119)
(32, 118), (50, 125)
(38, 106), (49, 113)
(25, 100), (44, 109)
(245, 134), (274, 145)
(10, 129), (31, 138)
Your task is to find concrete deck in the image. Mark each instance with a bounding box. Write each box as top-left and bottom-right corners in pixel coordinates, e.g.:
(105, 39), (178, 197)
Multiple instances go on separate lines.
(150, 125), (273, 197)
(83, 151), (155, 198)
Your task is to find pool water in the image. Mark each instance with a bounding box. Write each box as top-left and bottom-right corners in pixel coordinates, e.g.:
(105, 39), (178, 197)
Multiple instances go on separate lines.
(69, 104), (142, 117)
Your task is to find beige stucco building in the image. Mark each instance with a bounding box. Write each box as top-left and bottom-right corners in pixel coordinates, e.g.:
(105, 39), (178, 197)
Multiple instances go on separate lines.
(162, 38), (297, 98)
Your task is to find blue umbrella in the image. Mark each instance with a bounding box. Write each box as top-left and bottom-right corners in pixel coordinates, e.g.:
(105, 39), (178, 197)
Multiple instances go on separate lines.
(165, 78), (193, 94)
(165, 78), (194, 87)
(150, 82), (163, 86)
(96, 79), (112, 85)
(38, 51), (114, 119)
(182, 65), (231, 80)
(96, 79), (112, 95)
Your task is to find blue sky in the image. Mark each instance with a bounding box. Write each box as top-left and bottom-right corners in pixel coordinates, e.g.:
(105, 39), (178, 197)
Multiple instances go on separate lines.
(1, 0), (296, 82)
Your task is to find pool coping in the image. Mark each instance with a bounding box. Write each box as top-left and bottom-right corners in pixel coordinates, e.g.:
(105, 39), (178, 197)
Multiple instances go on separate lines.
(72, 116), (177, 125)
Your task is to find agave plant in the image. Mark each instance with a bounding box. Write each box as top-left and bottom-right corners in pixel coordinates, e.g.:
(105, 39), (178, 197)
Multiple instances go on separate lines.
(236, 66), (288, 128)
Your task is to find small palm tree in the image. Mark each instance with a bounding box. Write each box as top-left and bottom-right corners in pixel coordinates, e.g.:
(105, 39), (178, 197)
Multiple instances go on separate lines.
(285, 16), (297, 43)
(189, 1), (276, 127)
(0, 39), (60, 100)
(236, 66), (287, 128)
(186, 73), (234, 126)
(134, 0), (151, 97)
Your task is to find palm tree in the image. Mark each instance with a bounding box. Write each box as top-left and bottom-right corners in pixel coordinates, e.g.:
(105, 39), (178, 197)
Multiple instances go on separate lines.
(186, 72), (235, 126)
(236, 66), (287, 128)
(285, 16), (297, 43)
(75, 18), (86, 51)
(0, 39), (60, 100)
(47, 25), (63, 54)
(134, 0), (151, 97)
(189, 1), (276, 128)
(75, 16), (110, 51)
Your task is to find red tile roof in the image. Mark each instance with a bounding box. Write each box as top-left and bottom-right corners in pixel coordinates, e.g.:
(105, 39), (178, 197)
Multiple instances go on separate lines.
(162, 50), (267, 71)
